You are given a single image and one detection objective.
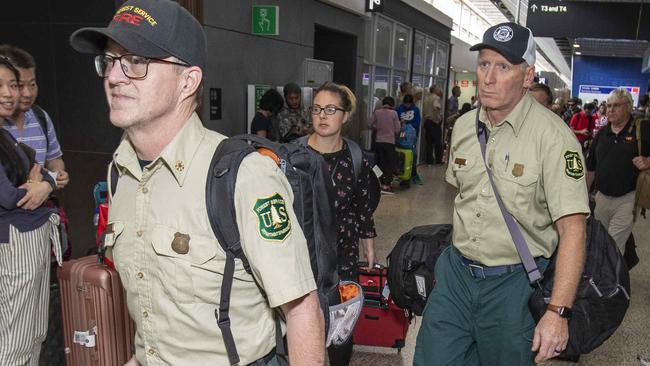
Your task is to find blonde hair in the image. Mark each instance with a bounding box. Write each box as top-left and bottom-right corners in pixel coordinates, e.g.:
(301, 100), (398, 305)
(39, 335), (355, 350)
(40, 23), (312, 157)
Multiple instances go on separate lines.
(315, 82), (356, 117)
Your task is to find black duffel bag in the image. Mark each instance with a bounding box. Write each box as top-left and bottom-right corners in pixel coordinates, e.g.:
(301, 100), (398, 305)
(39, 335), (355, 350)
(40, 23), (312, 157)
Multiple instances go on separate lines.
(387, 224), (452, 316)
(528, 216), (631, 357)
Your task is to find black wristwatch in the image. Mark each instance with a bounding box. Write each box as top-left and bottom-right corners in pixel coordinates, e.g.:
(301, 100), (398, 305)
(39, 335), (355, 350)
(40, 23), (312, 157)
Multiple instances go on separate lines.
(547, 304), (572, 319)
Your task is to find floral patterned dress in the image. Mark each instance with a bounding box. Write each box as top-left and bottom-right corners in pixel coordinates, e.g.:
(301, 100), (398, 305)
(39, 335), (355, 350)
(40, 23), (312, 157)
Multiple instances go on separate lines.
(316, 142), (378, 280)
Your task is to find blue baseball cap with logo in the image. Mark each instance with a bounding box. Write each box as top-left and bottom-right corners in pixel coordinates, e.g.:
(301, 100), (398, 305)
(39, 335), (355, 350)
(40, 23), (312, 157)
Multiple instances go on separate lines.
(470, 22), (536, 66)
(69, 0), (206, 71)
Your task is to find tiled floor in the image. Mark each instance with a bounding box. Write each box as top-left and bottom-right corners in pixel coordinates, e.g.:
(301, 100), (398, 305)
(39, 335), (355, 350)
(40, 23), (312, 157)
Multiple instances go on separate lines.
(349, 164), (650, 366)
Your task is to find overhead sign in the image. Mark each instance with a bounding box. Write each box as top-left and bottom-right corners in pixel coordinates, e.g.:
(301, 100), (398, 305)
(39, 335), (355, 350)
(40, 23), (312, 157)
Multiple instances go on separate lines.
(252, 5), (279, 35)
(366, 0), (384, 12)
(578, 85), (641, 107)
(527, 0), (649, 40)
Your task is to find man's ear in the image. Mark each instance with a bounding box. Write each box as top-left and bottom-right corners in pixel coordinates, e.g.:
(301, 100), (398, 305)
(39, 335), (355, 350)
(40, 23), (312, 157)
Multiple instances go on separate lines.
(180, 66), (202, 97)
(523, 65), (536, 88)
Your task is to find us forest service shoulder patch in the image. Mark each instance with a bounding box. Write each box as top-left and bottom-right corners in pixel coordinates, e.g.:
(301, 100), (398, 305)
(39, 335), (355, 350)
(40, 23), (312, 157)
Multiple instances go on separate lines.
(564, 150), (584, 180)
(253, 193), (292, 242)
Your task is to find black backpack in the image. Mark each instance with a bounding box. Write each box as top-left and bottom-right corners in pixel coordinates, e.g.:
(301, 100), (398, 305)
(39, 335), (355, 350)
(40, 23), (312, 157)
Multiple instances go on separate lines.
(387, 224), (452, 316)
(207, 134), (342, 365)
(528, 216), (631, 357)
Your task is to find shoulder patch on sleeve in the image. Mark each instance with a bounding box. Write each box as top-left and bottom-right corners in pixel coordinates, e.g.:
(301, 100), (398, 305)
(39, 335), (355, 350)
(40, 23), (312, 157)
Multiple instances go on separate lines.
(252, 192), (292, 242)
(564, 150), (584, 180)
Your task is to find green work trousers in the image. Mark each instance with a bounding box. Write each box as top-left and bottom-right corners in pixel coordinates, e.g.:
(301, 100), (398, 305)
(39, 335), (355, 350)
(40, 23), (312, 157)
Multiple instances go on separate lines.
(414, 246), (548, 366)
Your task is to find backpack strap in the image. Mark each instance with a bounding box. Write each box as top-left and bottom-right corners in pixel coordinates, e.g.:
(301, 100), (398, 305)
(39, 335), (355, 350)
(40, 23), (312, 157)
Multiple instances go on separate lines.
(207, 136), (288, 366)
(31, 104), (49, 149)
(344, 137), (363, 182)
(206, 137), (255, 366)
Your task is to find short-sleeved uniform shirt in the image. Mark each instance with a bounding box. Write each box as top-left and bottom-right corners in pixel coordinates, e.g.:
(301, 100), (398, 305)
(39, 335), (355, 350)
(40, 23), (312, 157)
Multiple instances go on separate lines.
(446, 92), (590, 266)
(586, 117), (650, 197)
(106, 113), (316, 365)
(2, 108), (63, 166)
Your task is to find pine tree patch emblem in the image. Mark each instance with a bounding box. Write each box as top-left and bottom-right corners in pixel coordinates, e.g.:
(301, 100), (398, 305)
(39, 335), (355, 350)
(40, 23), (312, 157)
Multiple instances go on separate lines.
(564, 151), (584, 180)
(253, 193), (292, 242)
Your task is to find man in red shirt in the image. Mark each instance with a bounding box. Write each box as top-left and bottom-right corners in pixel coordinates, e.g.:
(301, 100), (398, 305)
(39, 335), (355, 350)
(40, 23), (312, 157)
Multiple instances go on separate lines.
(570, 103), (597, 150)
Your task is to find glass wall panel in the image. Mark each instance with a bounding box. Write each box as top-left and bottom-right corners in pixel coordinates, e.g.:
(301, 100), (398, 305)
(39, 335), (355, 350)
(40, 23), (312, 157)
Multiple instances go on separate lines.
(412, 74), (424, 89)
(373, 66), (390, 100)
(435, 43), (449, 78)
(391, 70), (407, 98)
(413, 33), (425, 75)
(374, 18), (392, 66)
(393, 24), (411, 70)
(425, 39), (436, 75)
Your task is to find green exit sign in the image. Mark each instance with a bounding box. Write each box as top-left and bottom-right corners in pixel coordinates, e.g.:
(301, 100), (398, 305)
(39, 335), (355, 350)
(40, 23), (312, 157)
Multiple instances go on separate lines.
(252, 5), (279, 35)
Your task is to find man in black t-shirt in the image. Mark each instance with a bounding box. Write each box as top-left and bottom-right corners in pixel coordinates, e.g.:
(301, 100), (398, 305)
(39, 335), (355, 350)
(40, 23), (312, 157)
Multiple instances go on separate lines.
(250, 88), (283, 141)
(586, 88), (650, 252)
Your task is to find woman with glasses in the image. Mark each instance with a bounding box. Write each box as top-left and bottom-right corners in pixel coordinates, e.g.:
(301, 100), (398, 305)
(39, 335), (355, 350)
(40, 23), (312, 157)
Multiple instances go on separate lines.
(304, 82), (378, 365)
(0, 56), (60, 365)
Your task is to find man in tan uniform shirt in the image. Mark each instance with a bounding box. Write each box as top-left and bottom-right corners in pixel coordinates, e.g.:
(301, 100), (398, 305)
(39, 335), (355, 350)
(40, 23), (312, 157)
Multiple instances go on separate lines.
(414, 22), (589, 365)
(69, 1), (324, 365)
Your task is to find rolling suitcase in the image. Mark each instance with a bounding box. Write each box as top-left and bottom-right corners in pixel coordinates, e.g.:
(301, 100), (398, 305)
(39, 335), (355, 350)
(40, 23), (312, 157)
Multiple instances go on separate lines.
(395, 147), (413, 182)
(353, 263), (410, 350)
(58, 255), (135, 366)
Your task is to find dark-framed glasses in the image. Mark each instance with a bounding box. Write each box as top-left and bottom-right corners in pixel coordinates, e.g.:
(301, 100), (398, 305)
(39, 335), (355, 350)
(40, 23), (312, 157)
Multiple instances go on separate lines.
(94, 54), (189, 80)
(310, 105), (345, 115)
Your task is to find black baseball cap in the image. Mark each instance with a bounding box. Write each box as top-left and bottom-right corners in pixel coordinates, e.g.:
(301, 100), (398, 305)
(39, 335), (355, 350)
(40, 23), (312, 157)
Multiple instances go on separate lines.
(470, 22), (536, 66)
(69, 0), (206, 71)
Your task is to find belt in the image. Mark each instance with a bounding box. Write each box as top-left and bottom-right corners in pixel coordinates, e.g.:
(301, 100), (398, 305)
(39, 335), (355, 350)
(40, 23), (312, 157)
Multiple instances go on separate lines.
(247, 348), (277, 366)
(460, 256), (525, 279)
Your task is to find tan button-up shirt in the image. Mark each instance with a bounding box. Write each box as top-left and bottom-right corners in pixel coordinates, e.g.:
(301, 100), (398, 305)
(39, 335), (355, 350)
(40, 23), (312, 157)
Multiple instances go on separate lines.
(105, 113), (316, 365)
(446, 93), (590, 266)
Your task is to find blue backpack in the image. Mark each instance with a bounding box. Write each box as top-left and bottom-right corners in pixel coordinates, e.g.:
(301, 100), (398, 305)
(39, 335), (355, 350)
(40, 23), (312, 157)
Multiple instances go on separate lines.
(397, 123), (417, 149)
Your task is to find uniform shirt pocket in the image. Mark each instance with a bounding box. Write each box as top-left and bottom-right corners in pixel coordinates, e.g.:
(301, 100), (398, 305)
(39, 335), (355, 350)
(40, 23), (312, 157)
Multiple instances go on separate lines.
(151, 224), (218, 304)
(496, 166), (539, 215)
(450, 155), (479, 193)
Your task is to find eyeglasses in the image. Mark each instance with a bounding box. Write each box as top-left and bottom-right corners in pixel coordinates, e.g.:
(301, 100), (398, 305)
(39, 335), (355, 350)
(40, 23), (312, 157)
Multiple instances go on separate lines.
(94, 54), (189, 80)
(606, 102), (629, 110)
(310, 105), (345, 115)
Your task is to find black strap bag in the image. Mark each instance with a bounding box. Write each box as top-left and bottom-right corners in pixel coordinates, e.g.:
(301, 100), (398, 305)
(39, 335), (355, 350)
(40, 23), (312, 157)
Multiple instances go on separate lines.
(387, 224), (451, 316)
(475, 110), (631, 357)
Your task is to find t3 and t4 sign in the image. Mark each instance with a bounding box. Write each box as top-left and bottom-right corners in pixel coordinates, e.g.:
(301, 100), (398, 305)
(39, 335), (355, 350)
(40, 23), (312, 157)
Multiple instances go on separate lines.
(527, 0), (649, 40)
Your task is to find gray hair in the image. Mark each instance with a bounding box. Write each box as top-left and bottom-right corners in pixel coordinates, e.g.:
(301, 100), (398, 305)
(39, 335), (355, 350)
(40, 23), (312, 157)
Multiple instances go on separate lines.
(607, 88), (634, 106)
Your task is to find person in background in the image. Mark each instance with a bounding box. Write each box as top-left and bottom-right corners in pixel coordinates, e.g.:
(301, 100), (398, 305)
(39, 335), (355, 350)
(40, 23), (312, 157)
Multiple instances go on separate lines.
(562, 97), (581, 125)
(593, 103), (608, 136)
(305, 82), (378, 366)
(0, 45), (69, 189)
(395, 94), (422, 185)
(276, 82), (309, 142)
(422, 85), (443, 165)
(397, 81), (412, 105)
(0, 55), (60, 366)
(368, 96), (400, 193)
(633, 93), (648, 119)
(250, 88), (284, 141)
(586, 88), (650, 253)
(529, 83), (554, 109)
(448, 85), (461, 116)
(569, 102), (596, 152)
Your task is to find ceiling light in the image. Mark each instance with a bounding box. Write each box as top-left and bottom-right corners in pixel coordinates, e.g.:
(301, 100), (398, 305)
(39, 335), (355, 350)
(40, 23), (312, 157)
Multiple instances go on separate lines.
(462, 70), (468, 73)
(573, 43), (580, 48)
(398, 38), (405, 41)
(575, 51), (582, 55)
